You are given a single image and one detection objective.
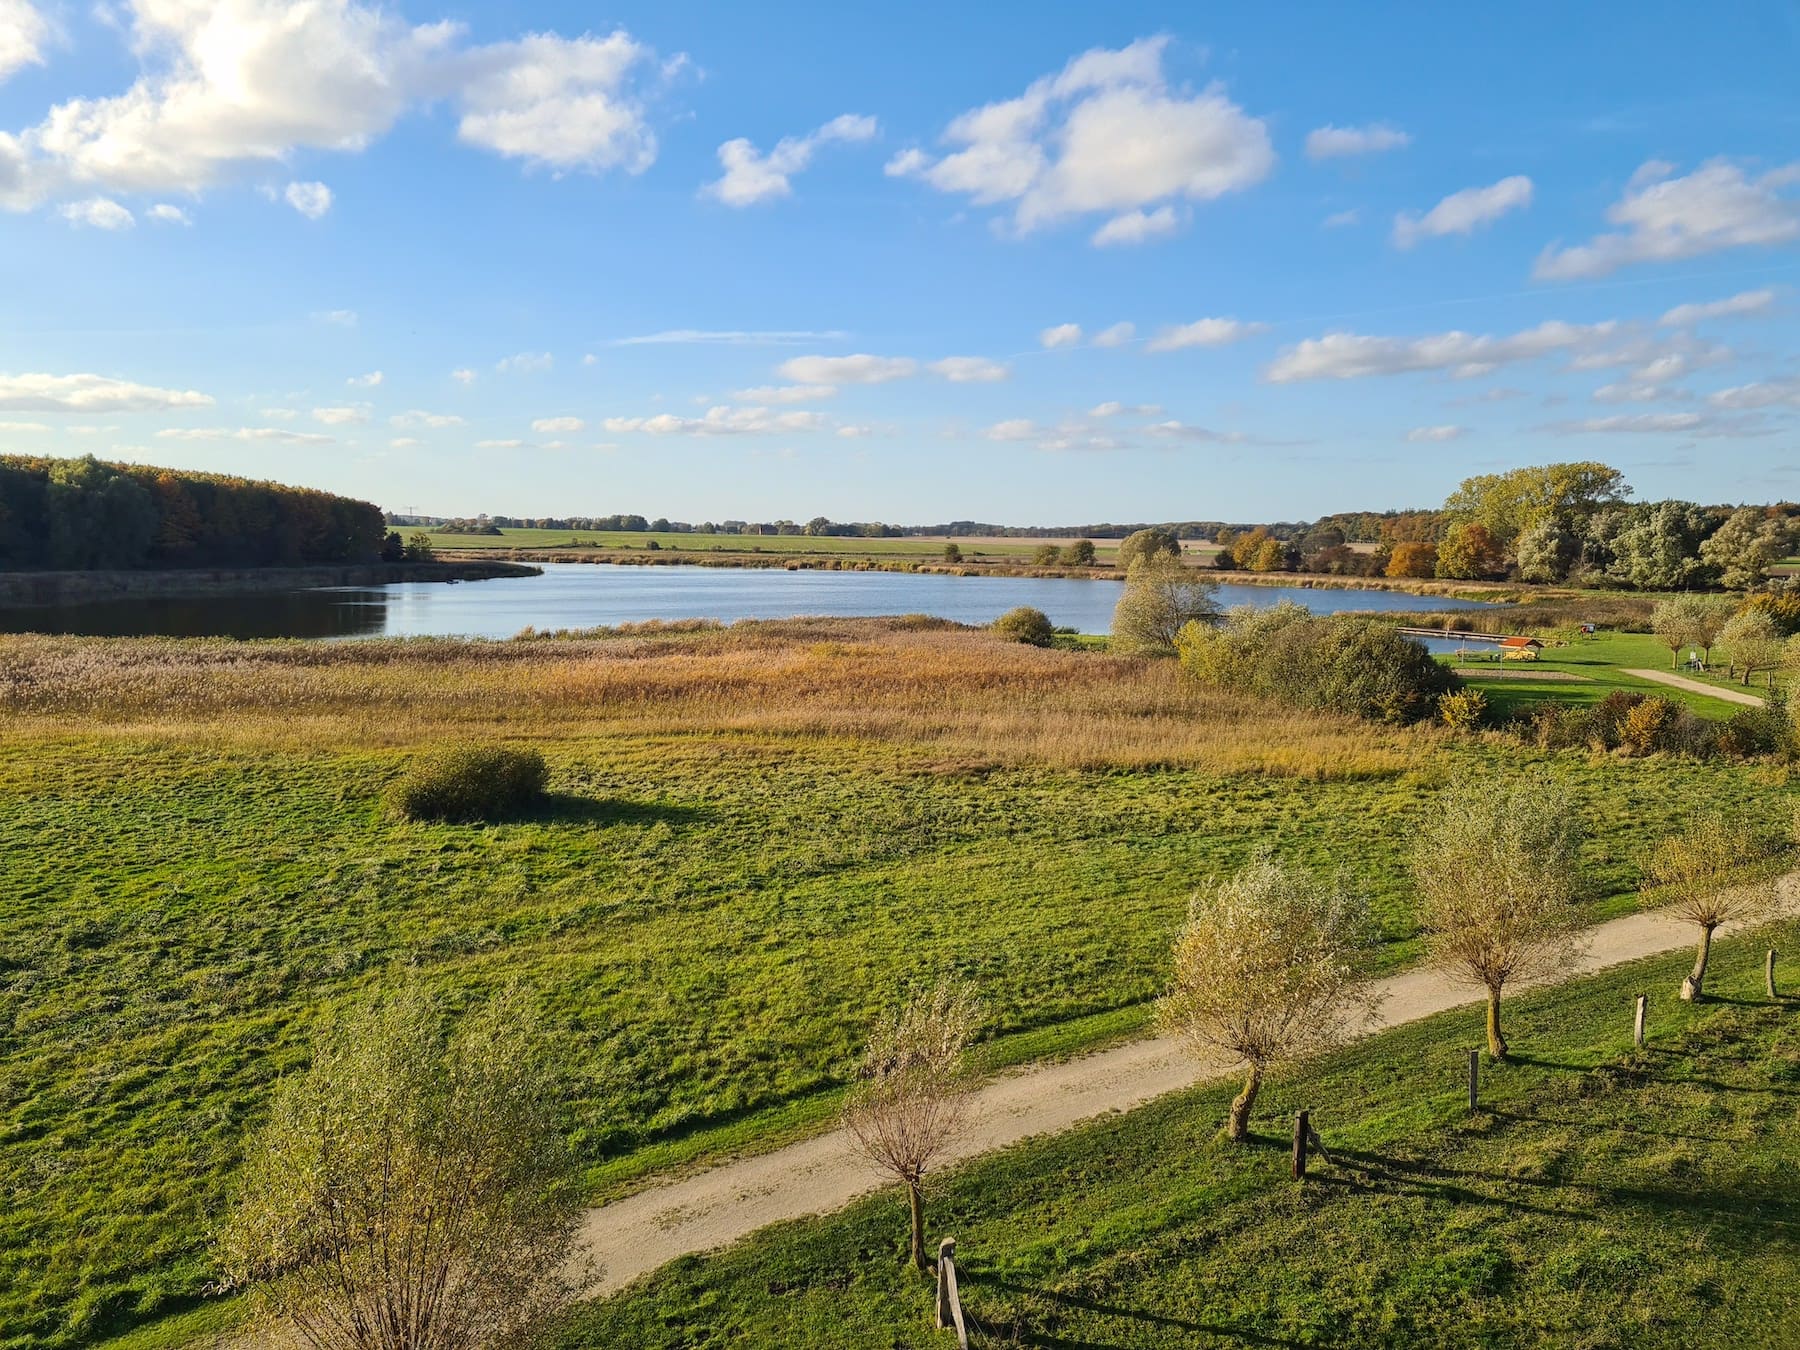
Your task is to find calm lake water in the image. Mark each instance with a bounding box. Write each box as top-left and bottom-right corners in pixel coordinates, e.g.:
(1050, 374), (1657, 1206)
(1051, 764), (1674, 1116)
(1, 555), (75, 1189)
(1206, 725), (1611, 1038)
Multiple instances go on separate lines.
(0, 562), (1494, 640)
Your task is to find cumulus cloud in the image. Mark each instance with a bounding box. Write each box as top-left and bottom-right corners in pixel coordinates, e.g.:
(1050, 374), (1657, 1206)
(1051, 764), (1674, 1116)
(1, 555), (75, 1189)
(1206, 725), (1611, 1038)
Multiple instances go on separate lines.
(1145, 317), (1267, 353)
(1265, 319), (1619, 382)
(1091, 204), (1181, 247)
(311, 406), (367, 425)
(602, 405), (829, 435)
(1092, 321), (1135, 347)
(531, 415), (585, 433)
(777, 353), (916, 385)
(0, 0), (48, 85)
(1305, 123), (1410, 160)
(390, 409), (464, 428)
(0, 371), (213, 412)
(1659, 289), (1776, 327)
(1708, 377), (1800, 410)
(885, 36), (1273, 243)
(146, 203), (190, 224)
(156, 425), (334, 444)
(730, 384), (835, 404)
(929, 356), (1009, 382)
(0, 5), (684, 213)
(347, 370), (383, 388)
(1040, 323), (1082, 349)
(1536, 159), (1800, 280)
(60, 197), (134, 229)
(704, 112), (877, 206)
(496, 351), (552, 373)
(284, 181), (332, 218)
(1392, 175), (1532, 248)
(984, 419), (1039, 442)
(1406, 424), (1466, 442)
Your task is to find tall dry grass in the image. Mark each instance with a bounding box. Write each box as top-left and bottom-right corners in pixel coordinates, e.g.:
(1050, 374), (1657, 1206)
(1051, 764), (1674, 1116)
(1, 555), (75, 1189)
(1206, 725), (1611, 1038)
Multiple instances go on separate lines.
(0, 617), (1432, 777)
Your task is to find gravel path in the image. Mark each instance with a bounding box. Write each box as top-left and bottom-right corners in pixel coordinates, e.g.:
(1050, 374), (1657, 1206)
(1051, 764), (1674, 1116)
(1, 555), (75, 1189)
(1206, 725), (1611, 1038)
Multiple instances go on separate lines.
(575, 891), (1791, 1295)
(1624, 668), (1766, 706)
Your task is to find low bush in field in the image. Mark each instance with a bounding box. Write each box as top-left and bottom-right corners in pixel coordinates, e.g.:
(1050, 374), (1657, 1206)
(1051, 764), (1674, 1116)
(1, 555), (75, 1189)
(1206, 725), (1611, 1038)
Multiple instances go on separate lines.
(1513, 689), (1791, 760)
(991, 606), (1054, 646)
(1177, 602), (1458, 724)
(390, 744), (549, 822)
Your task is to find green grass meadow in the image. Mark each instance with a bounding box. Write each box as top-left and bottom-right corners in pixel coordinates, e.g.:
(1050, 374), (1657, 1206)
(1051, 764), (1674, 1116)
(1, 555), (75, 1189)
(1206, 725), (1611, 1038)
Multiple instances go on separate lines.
(1448, 630), (1774, 721)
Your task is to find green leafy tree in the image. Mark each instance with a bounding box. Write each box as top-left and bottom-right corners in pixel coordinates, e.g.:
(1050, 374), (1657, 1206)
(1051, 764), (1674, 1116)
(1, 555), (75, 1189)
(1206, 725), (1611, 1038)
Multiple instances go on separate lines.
(1413, 777), (1587, 1060)
(1060, 538), (1097, 566)
(1032, 543), (1060, 566)
(1111, 556), (1221, 654)
(1605, 501), (1716, 590)
(217, 983), (588, 1349)
(1444, 461), (1629, 548)
(1699, 506), (1794, 590)
(1116, 526), (1182, 571)
(1651, 594), (1713, 669)
(1434, 522), (1506, 580)
(1513, 520), (1581, 583)
(404, 531), (436, 562)
(1159, 850), (1375, 1142)
(1720, 608), (1785, 686)
(941, 542), (963, 563)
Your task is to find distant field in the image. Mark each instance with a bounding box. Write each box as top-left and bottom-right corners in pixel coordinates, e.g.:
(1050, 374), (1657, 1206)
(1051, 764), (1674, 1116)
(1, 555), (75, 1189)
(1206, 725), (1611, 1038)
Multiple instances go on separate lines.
(417, 526), (1223, 563)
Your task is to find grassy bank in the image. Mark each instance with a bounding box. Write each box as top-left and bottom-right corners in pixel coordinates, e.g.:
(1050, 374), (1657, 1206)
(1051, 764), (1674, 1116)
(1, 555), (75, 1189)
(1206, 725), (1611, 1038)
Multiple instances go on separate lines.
(559, 929), (1800, 1348)
(3, 620), (1792, 1346)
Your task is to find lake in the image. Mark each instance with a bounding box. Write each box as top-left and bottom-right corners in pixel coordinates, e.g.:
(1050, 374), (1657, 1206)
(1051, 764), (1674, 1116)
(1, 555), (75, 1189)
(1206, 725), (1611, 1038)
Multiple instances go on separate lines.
(0, 562), (1493, 640)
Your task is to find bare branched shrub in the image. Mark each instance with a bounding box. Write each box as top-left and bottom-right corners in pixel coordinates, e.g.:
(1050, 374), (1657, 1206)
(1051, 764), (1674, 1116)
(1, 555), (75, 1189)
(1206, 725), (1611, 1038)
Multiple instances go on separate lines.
(1644, 811), (1781, 1001)
(217, 983), (588, 1349)
(1413, 777), (1587, 1060)
(843, 979), (980, 1271)
(1158, 851), (1376, 1142)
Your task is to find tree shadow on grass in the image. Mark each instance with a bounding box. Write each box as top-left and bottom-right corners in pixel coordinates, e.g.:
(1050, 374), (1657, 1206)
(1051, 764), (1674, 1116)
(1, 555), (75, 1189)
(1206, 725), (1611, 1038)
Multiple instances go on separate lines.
(975, 1276), (1309, 1349)
(528, 794), (705, 827)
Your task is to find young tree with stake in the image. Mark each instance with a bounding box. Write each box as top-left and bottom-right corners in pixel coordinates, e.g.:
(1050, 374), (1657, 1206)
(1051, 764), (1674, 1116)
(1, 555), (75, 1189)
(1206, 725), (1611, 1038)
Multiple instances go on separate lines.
(1413, 778), (1587, 1060)
(844, 979), (981, 1271)
(1158, 851), (1376, 1142)
(1644, 811), (1780, 1002)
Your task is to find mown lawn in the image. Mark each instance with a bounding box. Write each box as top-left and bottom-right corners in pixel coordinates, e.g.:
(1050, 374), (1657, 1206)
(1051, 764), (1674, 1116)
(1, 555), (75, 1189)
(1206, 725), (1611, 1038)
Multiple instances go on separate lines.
(559, 929), (1800, 1349)
(1451, 630), (1778, 721)
(2, 624), (1790, 1347)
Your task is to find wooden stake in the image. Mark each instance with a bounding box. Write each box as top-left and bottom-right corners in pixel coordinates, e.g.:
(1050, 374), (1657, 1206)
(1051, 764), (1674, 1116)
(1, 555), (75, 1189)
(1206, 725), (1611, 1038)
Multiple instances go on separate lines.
(1468, 1048), (1479, 1112)
(935, 1237), (955, 1330)
(1633, 993), (1646, 1048)
(1769, 949), (1778, 999)
(1292, 1110), (1309, 1180)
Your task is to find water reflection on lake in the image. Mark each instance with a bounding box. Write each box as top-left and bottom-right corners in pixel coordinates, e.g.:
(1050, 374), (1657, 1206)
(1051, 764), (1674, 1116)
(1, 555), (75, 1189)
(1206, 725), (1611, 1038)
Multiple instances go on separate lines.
(0, 562), (1495, 640)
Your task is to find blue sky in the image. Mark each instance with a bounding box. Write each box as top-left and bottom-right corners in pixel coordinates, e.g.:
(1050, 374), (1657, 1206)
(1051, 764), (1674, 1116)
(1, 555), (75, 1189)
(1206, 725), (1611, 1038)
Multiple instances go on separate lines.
(2, 2), (1799, 523)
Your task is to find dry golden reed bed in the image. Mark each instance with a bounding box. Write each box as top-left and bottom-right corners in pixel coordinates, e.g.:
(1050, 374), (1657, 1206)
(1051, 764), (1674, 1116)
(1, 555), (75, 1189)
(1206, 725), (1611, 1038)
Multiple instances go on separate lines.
(0, 616), (1431, 777)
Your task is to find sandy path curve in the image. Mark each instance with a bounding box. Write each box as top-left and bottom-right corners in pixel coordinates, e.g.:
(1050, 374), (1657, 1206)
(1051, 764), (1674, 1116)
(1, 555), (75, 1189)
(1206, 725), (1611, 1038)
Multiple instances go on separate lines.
(577, 892), (1791, 1294)
(1624, 668), (1766, 706)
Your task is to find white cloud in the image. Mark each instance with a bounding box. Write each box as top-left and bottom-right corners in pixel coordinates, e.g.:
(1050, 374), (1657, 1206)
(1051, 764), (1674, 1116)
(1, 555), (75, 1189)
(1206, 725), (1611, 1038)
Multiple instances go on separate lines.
(146, 203), (190, 225)
(156, 425), (333, 444)
(389, 436), (422, 448)
(704, 112), (877, 206)
(1658, 289), (1776, 327)
(1594, 381), (1689, 403)
(1543, 412), (1706, 434)
(1040, 323), (1082, 349)
(347, 370), (383, 388)
(450, 367), (476, 384)
(1088, 401), (1161, 416)
(1406, 424), (1466, 442)
(602, 404), (829, 435)
(496, 351), (552, 373)
(929, 356), (1009, 383)
(0, 371), (213, 412)
(1145, 317), (1267, 353)
(582, 352), (597, 366)
(731, 384), (835, 404)
(1322, 208), (1359, 228)
(284, 181), (332, 219)
(531, 415), (585, 433)
(777, 353), (916, 385)
(0, 419), (51, 432)
(389, 409), (464, 429)
(1392, 175), (1532, 248)
(1092, 204), (1182, 247)
(0, 0), (48, 85)
(475, 438), (525, 449)
(314, 309), (358, 326)
(886, 36), (1273, 243)
(1265, 319), (1619, 382)
(260, 407), (298, 420)
(1092, 321), (1135, 348)
(1145, 420), (1258, 445)
(1305, 123), (1411, 160)
(835, 424), (872, 438)
(311, 406), (368, 425)
(60, 197), (134, 230)
(1535, 159), (1800, 280)
(0, 8), (684, 214)
(613, 328), (848, 346)
(1708, 377), (1800, 410)
(984, 419), (1039, 442)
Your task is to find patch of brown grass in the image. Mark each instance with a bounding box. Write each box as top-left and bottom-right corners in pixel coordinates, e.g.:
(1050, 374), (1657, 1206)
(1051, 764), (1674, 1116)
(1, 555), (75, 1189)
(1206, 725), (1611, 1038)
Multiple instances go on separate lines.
(0, 617), (1430, 777)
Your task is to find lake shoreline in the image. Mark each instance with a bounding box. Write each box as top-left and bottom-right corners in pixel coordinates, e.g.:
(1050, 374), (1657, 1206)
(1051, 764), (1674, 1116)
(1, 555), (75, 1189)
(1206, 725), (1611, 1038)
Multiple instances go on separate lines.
(0, 560), (541, 608)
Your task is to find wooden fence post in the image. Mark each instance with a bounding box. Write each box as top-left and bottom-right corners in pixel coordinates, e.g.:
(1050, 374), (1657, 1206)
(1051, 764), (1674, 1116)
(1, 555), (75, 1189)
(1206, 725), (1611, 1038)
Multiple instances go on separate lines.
(1633, 993), (1646, 1048)
(1468, 1048), (1479, 1112)
(1769, 949), (1779, 999)
(1292, 1110), (1309, 1180)
(935, 1236), (968, 1348)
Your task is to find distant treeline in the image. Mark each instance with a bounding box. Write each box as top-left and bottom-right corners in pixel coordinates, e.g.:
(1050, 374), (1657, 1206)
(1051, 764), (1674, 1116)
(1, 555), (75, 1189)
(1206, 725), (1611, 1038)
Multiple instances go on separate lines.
(0, 455), (385, 571)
